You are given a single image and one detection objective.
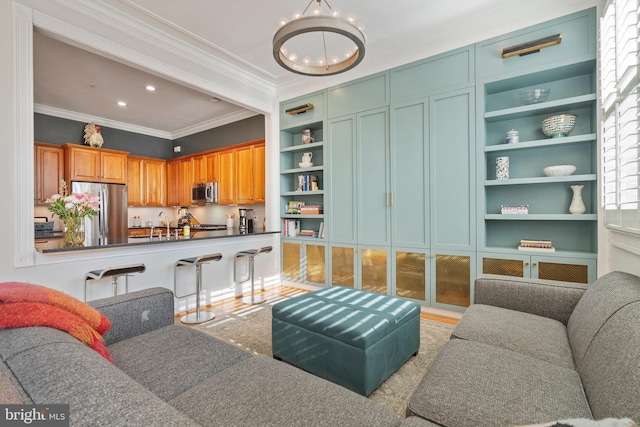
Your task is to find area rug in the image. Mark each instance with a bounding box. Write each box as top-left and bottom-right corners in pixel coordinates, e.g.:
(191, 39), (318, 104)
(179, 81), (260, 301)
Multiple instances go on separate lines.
(195, 295), (454, 418)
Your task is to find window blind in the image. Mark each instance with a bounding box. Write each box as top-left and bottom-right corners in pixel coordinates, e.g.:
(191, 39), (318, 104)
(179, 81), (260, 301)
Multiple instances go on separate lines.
(600, 0), (640, 234)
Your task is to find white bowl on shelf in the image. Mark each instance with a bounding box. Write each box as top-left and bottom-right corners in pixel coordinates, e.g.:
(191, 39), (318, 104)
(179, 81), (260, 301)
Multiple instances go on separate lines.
(299, 162), (313, 168)
(543, 164), (576, 177)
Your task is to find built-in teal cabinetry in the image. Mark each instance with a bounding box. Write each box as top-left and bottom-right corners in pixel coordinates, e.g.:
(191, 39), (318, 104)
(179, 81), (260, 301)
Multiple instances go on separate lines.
(279, 91), (328, 285)
(476, 8), (597, 282)
(279, 8), (598, 309)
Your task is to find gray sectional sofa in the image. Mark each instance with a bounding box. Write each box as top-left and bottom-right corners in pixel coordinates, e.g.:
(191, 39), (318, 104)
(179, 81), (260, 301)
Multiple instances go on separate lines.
(1, 271), (638, 426)
(405, 271), (640, 427)
(0, 287), (401, 426)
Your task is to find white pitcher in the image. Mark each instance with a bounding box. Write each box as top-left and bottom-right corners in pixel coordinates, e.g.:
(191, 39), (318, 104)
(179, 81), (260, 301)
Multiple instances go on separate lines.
(301, 152), (313, 164)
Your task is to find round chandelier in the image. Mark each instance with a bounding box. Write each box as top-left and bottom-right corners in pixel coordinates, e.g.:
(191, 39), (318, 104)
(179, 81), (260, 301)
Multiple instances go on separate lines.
(273, 0), (366, 76)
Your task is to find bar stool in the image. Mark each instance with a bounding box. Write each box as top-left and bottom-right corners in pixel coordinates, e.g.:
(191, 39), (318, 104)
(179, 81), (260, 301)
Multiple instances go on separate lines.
(234, 246), (272, 305)
(84, 263), (146, 302)
(174, 253), (222, 324)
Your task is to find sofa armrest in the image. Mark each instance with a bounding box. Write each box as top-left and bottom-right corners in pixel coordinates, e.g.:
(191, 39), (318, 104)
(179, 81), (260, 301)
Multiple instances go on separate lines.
(474, 274), (588, 324)
(88, 287), (175, 346)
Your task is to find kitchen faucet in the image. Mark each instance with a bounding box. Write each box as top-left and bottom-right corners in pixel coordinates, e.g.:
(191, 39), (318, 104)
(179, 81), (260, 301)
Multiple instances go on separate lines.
(159, 211), (170, 239)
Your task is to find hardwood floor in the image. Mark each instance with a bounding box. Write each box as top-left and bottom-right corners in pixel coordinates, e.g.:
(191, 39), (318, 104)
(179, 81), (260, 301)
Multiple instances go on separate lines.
(175, 285), (459, 326)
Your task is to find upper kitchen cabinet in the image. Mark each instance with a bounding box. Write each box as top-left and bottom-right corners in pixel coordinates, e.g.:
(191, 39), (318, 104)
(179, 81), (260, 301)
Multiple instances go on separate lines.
(217, 148), (235, 205)
(63, 144), (127, 184)
(166, 157), (193, 207)
(34, 142), (64, 205)
(127, 156), (166, 207)
(236, 141), (265, 204)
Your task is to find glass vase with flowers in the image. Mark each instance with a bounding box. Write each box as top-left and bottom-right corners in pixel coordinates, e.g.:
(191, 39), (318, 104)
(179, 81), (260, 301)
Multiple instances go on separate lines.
(46, 180), (100, 247)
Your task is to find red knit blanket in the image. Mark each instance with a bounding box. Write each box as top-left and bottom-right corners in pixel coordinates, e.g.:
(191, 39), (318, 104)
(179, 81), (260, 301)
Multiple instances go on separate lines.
(0, 282), (113, 363)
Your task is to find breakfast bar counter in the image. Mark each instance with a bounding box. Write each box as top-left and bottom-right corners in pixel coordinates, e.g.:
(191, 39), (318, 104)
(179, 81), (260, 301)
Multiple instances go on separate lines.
(35, 228), (279, 253)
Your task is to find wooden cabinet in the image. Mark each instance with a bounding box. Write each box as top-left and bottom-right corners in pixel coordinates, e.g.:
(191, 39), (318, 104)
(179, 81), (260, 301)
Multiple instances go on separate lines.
(34, 142), (64, 205)
(236, 142), (265, 204)
(128, 156), (166, 207)
(166, 157), (193, 207)
(192, 155), (207, 184)
(217, 149), (235, 205)
(63, 144), (127, 184)
(205, 152), (219, 182)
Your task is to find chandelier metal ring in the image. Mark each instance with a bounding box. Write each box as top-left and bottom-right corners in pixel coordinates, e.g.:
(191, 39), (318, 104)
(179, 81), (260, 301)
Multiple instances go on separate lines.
(273, 16), (366, 76)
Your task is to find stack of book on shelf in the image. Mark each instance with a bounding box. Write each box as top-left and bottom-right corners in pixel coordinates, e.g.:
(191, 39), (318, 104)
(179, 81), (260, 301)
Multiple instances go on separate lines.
(297, 175), (319, 192)
(501, 205), (529, 215)
(299, 204), (323, 215)
(286, 201), (305, 214)
(300, 229), (319, 237)
(518, 239), (555, 252)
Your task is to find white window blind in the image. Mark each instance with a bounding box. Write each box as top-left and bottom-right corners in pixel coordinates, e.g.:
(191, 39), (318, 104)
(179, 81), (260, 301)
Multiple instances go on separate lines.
(600, 0), (640, 234)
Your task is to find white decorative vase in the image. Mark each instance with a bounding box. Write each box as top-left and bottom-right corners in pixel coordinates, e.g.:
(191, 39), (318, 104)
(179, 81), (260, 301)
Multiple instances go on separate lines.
(496, 157), (509, 180)
(569, 185), (586, 214)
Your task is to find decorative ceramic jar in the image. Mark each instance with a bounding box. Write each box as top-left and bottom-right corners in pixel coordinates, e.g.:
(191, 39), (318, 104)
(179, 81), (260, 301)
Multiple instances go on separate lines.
(302, 129), (314, 144)
(506, 129), (519, 144)
(496, 157), (510, 180)
(569, 185), (586, 214)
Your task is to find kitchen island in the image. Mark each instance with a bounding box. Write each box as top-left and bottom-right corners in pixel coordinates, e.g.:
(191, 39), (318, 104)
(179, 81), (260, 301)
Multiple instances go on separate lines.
(33, 228), (281, 310)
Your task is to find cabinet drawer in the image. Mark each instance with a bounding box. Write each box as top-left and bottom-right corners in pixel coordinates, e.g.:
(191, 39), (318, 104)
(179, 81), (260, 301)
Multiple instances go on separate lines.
(476, 8), (596, 80)
(280, 91), (326, 129)
(390, 46), (474, 102)
(328, 72), (389, 118)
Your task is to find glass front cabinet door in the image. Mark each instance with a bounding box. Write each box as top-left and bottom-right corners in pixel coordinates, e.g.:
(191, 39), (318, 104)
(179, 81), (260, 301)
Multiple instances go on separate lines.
(282, 241), (327, 286)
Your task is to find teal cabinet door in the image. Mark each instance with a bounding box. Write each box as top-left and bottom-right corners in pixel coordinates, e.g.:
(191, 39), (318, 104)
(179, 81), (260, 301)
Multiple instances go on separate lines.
(357, 107), (391, 246)
(390, 99), (430, 248)
(328, 115), (357, 243)
(430, 88), (475, 251)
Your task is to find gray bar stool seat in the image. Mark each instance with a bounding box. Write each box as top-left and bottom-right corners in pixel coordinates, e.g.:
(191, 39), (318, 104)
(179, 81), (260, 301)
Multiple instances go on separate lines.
(84, 263), (146, 301)
(234, 246), (272, 305)
(174, 253), (222, 324)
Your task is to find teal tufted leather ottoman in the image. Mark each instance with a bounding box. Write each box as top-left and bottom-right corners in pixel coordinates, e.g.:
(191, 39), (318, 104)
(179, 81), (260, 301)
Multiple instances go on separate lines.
(272, 286), (420, 396)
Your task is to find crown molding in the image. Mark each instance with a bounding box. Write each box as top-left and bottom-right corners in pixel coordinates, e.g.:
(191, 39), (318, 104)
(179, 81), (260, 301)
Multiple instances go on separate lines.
(34, 104), (173, 140)
(171, 110), (260, 140)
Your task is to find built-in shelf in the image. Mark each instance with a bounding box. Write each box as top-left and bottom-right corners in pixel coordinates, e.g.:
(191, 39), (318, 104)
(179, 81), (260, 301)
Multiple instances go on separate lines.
(485, 174), (596, 186)
(484, 94), (597, 122)
(281, 166), (324, 175)
(484, 134), (597, 152)
(281, 190), (324, 196)
(280, 142), (325, 153)
(482, 246), (598, 258)
(485, 214), (597, 221)
(281, 214), (324, 219)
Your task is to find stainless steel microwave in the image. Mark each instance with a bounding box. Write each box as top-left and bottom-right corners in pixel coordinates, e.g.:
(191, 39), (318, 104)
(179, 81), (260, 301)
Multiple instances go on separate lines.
(191, 182), (218, 205)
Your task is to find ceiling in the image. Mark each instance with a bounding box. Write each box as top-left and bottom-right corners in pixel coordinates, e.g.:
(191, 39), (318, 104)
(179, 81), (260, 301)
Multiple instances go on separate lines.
(33, 0), (594, 139)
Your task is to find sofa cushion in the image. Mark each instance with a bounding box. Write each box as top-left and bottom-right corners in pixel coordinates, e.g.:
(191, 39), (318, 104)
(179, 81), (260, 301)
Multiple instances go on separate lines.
(169, 356), (401, 427)
(568, 271), (640, 371)
(0, 327), (199, 426)
(407, 339), (592, 427)
(452, 304), (575, 369)
(108, 324), (252, 401)
(578, 301), (640, 422)
(0, 360), (32, 404)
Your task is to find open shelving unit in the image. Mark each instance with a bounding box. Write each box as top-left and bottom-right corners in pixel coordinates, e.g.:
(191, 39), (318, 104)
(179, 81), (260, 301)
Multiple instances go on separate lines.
(478, 58), (598, 265)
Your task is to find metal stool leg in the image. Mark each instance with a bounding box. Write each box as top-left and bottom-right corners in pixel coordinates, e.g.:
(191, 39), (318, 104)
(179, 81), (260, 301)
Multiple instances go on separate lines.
(177, 255), (220, 324)
(240, 254), (265, 305)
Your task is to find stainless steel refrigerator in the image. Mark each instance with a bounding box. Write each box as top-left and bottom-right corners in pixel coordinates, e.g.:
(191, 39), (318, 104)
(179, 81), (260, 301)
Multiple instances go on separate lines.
(71, 182), (128, 245)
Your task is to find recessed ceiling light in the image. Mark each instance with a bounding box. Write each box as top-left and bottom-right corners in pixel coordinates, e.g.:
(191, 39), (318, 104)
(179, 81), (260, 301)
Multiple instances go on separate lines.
(208, 97), (220, 103)
(117, 101), (127, 107)
(145, 85), (156, 91)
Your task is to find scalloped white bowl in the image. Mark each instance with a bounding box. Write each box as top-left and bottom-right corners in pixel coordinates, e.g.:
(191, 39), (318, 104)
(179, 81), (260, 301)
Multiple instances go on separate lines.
(543, 164), (576, 177)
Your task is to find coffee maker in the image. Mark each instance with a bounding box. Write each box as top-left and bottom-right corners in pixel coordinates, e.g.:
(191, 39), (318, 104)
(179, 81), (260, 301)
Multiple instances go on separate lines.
(246, 209), (254, 232)
(238, 208), (247, 232)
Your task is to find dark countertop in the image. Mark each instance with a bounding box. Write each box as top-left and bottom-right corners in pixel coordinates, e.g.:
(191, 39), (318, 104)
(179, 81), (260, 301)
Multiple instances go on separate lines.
(35, 228), (279, 253)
